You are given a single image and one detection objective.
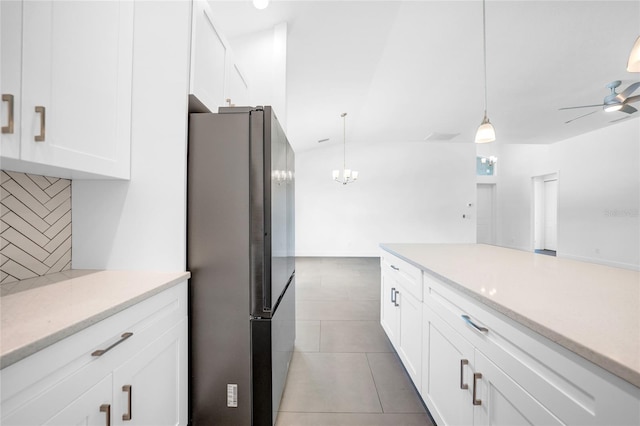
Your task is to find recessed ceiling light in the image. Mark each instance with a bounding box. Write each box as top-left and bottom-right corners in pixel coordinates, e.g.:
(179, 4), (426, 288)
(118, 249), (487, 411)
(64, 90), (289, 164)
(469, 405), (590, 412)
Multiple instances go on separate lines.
(253, 0), (269, 10)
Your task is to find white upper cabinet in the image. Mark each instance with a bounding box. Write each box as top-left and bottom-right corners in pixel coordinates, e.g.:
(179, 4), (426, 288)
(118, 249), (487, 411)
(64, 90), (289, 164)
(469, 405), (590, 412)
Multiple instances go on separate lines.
(190, 0), (227, 112)
(1, 0), (22, 159)
(1, 0), (134, 179)
(189, 0), (250, 112)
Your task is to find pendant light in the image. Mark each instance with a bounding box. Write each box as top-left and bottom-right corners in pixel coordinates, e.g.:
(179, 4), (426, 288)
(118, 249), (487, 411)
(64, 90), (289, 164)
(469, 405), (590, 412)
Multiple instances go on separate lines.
(475, 0), (496, 144)
(332, 113), (358, 185)
(627, 36), (640, 72)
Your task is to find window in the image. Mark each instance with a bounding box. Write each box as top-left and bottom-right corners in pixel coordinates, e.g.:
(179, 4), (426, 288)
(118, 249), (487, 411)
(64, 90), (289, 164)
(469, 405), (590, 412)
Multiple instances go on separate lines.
(476, 156), (497, 176)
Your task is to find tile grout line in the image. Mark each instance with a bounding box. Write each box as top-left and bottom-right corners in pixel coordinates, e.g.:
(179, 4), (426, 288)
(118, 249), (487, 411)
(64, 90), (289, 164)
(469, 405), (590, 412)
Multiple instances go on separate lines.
(365, 352), (386, 414)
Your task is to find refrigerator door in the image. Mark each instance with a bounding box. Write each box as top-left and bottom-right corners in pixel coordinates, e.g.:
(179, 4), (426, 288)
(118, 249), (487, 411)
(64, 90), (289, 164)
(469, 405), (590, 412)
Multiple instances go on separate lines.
(250, 107), (295, 318)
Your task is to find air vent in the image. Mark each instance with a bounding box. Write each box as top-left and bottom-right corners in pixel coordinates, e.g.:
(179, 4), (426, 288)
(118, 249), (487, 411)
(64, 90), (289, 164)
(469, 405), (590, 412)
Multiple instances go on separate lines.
(424, 132), (460, 142)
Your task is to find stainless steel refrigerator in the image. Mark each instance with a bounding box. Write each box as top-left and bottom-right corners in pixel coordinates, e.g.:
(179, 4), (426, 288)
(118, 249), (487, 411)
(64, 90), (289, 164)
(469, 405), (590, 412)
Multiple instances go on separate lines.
(187, 106), (295, 426)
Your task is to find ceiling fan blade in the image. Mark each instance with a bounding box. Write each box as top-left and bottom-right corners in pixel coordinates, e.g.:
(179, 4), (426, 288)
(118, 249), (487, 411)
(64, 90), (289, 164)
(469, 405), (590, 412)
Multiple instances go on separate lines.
(558, 104), (605, 110)
(610, 116), (632, 123)
(624, 94), (640, 104)
(564, 110), (597, 124)
(619, 104), (638, 114)
(615, 81), (640, 102)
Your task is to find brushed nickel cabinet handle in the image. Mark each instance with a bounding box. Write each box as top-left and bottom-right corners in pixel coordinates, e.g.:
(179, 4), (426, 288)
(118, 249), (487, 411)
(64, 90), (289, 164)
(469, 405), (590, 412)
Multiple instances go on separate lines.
(461, 314), (489, 333)
(92, 332), (133, 356)
(2, 94), (14, 134)
(122, 385), (132, 421)
(390, 265), (400, 271)
(460, 359), (469, 390)
(393, 289), (400, 307)
(472, 372), (482, 406)
(391, 287), (396, 304)
(35, 106), (45, 141)
(100, 404), (111, 426)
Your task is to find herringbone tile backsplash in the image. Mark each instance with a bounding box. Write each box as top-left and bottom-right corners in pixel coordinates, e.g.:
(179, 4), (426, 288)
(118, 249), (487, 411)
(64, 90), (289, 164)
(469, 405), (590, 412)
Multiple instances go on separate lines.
(1, 171), (71, 284)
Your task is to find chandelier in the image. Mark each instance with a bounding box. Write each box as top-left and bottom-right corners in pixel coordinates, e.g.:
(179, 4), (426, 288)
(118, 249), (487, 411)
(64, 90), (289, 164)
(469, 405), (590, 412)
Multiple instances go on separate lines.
(332, 113), (359, 185)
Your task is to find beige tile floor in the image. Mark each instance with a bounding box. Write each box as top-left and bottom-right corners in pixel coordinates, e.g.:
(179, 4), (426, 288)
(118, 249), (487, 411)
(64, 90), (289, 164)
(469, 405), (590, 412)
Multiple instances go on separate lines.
(276, 257), (435, 426)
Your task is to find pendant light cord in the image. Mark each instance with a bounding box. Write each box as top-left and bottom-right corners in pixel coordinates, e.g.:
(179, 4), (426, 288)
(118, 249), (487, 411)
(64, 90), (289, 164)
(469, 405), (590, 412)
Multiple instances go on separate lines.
(342, 112), (347, 171)
(482, 0), (488, 117)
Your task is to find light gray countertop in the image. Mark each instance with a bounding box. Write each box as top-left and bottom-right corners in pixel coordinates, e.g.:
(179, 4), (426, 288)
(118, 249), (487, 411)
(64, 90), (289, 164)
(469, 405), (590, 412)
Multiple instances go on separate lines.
(0, 270), (190, 369)
(381, 243), (640, 388)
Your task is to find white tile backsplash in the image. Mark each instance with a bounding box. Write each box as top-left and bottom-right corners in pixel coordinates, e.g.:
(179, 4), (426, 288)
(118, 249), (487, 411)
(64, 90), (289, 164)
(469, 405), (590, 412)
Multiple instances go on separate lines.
(0, 171), (71, 284)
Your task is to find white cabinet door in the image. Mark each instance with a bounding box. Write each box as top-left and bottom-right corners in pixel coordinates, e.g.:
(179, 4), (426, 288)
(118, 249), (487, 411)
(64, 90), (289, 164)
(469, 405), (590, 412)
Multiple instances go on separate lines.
(380, 265), (399, 349)
(1, 0), (22, 159)
(43, 375), (113, 426)
(112, 318), (188, 426)
(226, 60), (250, 108)
(422, 308), (474, 426)
(397, 289), (422, 387)
(190, 0), (227, 112)
(473, 350), (562, 426)
(19, 0), (133, 178)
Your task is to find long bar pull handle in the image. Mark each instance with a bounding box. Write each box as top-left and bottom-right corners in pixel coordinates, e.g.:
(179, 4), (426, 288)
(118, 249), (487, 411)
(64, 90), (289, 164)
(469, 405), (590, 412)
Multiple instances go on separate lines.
(92, 332), (133, 357)
(35, 106), (45, 141)
(391, 287), (396, 304)
(2, 94), (14, 134)
(461, 314), (489, 333)
(472, 373), (482, 406)
(100, 404), (111, 426)
(122, 385), (132, 421)
(393, 289), (400, 307)
(390, 265), (400, 271)
(460, 359), (469, 389)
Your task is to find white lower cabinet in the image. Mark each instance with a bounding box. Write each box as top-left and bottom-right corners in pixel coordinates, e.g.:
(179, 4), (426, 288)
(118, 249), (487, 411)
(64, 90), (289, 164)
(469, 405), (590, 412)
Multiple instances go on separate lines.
(473, 350), (562, 426)
(420, 271), (640, 426)
(397, 288), (422, 386)
(112, 318), (187, 426)
(380, 247), (640, 426)
(0, 281), (188, 426)
(44, 375), (113, 426)
(380, 264), (400, 347)
(421, 305), (474, 426)
(380, 253), (423, 389)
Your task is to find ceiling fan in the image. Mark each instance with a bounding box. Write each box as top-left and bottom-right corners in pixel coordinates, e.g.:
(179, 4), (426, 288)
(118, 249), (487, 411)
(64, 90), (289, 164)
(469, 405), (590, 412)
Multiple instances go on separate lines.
(560, 81), (640, 119)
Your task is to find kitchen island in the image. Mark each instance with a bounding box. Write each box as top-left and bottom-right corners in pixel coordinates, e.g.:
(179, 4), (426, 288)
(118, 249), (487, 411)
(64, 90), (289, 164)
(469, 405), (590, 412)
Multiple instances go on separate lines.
(380, 243), (639, 426)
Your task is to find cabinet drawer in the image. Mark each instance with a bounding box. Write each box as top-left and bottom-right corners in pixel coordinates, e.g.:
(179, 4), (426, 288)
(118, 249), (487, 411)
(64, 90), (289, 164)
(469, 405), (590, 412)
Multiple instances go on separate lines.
(381, 251), (423, 301)
(1, 281), (187, 421)
(424, 274), (640, 425)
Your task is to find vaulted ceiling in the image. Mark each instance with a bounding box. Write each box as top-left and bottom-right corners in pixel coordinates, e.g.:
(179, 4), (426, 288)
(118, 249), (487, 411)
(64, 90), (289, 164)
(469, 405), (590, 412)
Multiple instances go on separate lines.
(210, 0), (640, 152)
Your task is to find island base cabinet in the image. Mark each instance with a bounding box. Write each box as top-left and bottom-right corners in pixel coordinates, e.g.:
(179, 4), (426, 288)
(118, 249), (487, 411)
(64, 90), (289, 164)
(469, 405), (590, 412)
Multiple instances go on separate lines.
(380, 254), (423, 389)
(473, 351), (562, 426)
(421, 271), (640, 426)
(421, 306), (474, 426)
(380, 266), (399, 348)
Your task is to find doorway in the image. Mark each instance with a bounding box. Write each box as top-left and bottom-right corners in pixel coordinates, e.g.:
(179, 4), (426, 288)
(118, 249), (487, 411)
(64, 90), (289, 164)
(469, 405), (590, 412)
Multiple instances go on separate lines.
(532, 173), (558, 255)
(477, 183), (496, 245)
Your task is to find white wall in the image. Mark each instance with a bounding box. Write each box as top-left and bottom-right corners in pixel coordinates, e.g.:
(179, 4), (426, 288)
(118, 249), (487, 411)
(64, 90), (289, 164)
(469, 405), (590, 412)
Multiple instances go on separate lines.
(72, 2), (192, 271)
(492, 118), (639, 269)
(552, 119), (639, 269)
(493, 143), (553, 251)
(296, 141), (477, 256)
